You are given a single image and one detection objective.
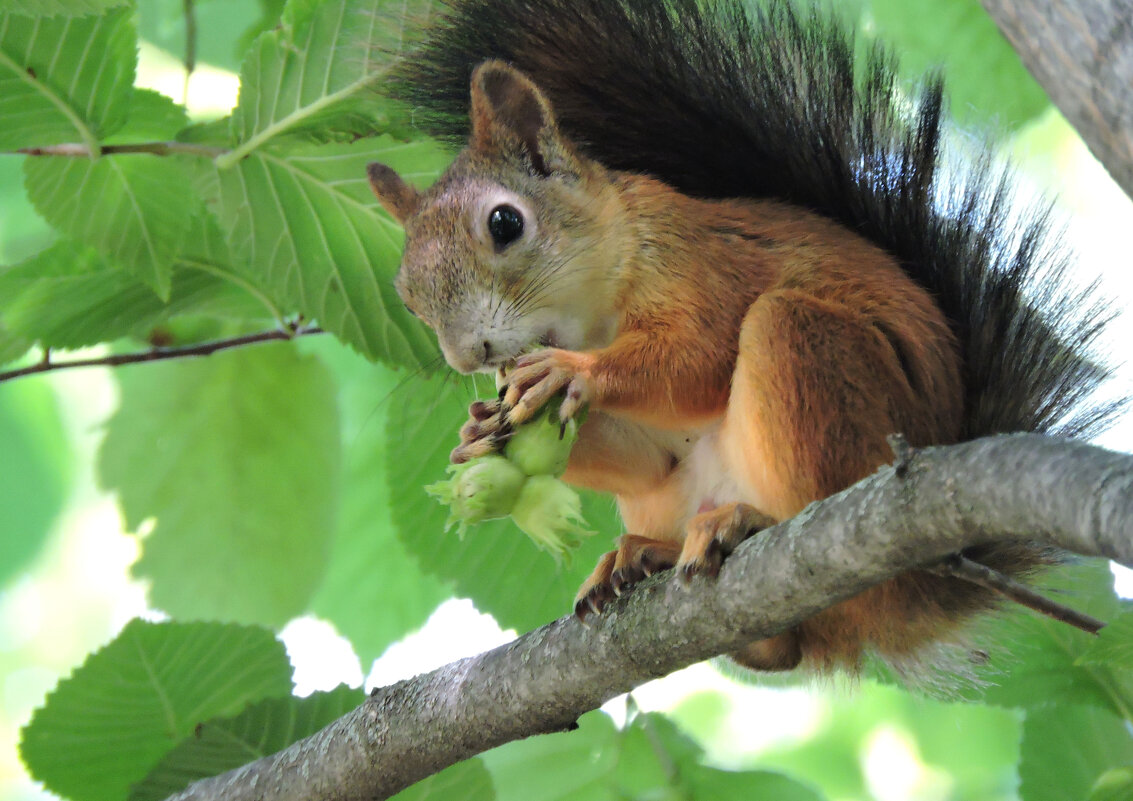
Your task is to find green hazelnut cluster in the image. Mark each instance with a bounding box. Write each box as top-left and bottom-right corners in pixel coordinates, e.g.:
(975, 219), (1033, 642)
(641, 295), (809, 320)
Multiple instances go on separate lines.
(426, 402), (591, 562)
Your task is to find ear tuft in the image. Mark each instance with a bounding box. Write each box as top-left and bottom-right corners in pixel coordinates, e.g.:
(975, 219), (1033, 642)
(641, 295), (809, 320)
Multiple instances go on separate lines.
(469, 60), (578, 177)
(367, 162), (420, 223)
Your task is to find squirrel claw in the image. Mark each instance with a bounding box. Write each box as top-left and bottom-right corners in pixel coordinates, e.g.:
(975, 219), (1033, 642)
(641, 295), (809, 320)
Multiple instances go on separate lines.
(676, 502), (775, 581)
(503, 349), (594, 426)
(610, 566), (645, 596)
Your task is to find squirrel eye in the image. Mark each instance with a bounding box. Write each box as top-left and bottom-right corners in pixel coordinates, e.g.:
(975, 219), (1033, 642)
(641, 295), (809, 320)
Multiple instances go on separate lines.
(487, 204), (524, 248)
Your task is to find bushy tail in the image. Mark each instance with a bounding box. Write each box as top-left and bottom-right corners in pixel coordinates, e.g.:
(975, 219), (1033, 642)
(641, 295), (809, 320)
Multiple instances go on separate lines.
(391, 0), (1118, 440)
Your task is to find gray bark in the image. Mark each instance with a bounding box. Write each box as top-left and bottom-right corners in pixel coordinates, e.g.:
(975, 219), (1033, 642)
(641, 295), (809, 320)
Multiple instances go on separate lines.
(981, 0), (1133, 199)
(163, 433), (1133, 801)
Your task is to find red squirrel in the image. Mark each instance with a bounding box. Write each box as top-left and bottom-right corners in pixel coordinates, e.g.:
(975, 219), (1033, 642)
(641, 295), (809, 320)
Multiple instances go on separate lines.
(367, 0), (1113, 671)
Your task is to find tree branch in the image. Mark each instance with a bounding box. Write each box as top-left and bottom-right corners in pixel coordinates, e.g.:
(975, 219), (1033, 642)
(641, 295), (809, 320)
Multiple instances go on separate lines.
(0, 326), (325, 384)
(14, 142), (229, 158)
(163, 433), (1133, 801)
(980, 0), (1133, 199)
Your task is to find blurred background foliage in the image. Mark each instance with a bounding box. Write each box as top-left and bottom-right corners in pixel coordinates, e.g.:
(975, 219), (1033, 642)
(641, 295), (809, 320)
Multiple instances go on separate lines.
(1, 1), (1132, 800)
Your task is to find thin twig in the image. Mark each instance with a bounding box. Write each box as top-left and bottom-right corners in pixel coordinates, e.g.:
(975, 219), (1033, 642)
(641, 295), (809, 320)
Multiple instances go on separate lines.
(932, 554), (1106, 634)
(0, 326), (325, 384)
(15, 142), (228, 158)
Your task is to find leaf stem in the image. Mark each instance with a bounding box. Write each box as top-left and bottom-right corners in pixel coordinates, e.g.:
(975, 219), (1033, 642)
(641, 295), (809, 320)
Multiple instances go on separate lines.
(0, 48), (101, 156)
(15, 142), (229, 158)
(0, 326), (325, 384)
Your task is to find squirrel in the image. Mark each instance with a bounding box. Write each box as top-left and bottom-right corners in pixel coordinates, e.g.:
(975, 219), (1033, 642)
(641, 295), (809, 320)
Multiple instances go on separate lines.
(366, 0), (1114, 672)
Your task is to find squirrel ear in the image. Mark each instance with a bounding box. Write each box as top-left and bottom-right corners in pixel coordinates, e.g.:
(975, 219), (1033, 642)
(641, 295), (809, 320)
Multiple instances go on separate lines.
(367, 162), (420, 223)
(469, 60), (579, 177)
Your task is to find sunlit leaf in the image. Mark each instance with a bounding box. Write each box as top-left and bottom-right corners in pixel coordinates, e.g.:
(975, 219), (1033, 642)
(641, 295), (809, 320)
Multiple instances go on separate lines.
(130, 685), (365, 801)
(1019, 705), (1133, 801)
(1079, 611), (1133, 670)
(0, 0), (129, 14)
(227, 0), (418, 155)
(99, 344), (341, 628)
(24, 154), (196, 298)
(0, 8), (135, 149)
(20, 620), (293, 801)
(0, 236), (268, 349)
(212, 137), (447, 366)
(306, 341), (452, 665)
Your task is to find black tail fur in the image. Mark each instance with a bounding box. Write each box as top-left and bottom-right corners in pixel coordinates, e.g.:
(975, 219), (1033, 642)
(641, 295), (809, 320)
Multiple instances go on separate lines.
(390, 0), (1117, 442)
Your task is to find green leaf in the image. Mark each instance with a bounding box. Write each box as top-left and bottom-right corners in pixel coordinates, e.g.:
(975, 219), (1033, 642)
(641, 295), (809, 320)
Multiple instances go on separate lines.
(212, 137), (447, 366)
(0, 322), (31, 365)
(1089, 768), (1133, 801)
(134, 683), (493, 801)
(1080, 611), (1133, 669)
(136, 0), (265, 75)
(0, 237), (270, 349)
(23, 154), (197, 298)
(224, 0), (417, 160)
(0, 8), (136, 151)
(385, 371), (624, 633)
(98, 344), (341, 628)
(19, 619), (293, 801)
(392, 758), (495, 801)
(129, 685), (365, 801)
(0, 0), (129, 14)
(108, 88), (191, 142)
(1018, 706), (1133, 801)
(306, 341), (452, 665)
(969, 561), (1133, 717)
(0, 376), (70, 587)
(485, 711), (821, 801)
(865, 0), (1049, 130)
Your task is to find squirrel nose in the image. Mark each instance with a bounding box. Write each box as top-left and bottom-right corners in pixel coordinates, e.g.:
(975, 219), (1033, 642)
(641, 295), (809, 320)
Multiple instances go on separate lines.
(440, 336), (494, 374)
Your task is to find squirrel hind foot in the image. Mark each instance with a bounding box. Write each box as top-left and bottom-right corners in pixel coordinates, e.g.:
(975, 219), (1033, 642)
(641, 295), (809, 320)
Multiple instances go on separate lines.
(677, 502), (776, 582)
(573, 535), (683, 620)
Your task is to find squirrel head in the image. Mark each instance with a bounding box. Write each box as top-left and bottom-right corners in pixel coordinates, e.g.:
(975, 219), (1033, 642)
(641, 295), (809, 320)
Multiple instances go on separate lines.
(368, 60), (625, 374)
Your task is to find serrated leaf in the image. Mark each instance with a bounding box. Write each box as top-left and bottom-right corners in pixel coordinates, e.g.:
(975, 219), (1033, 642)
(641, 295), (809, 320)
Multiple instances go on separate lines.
(23, 154), (197, 298)
(307, 341), (452, 664)
(129, 685), (365, 801)
(0, 236), (270, 349)
(1, 0), (129, 14)
(386, 370), (633, 634)
(1019, 706), (1133, 801)
(0, 8), (135, 150)
(108, 88), (191, 142)
(1080, 611), (1133, 669)
(213, 137), (446, 366)
(866, 0), (1049, 129)
(226, 0), (415, 156)
(969, 562), (1133, 716)
(133, 682), (492, 801)
(19, 619), (293, 801)
(98, 344), (341, 628)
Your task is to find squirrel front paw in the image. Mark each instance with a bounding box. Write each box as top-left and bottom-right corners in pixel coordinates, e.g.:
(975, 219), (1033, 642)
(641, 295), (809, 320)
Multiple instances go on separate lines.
(502, 349), (594, 426)
(450, 397), (512, 464)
